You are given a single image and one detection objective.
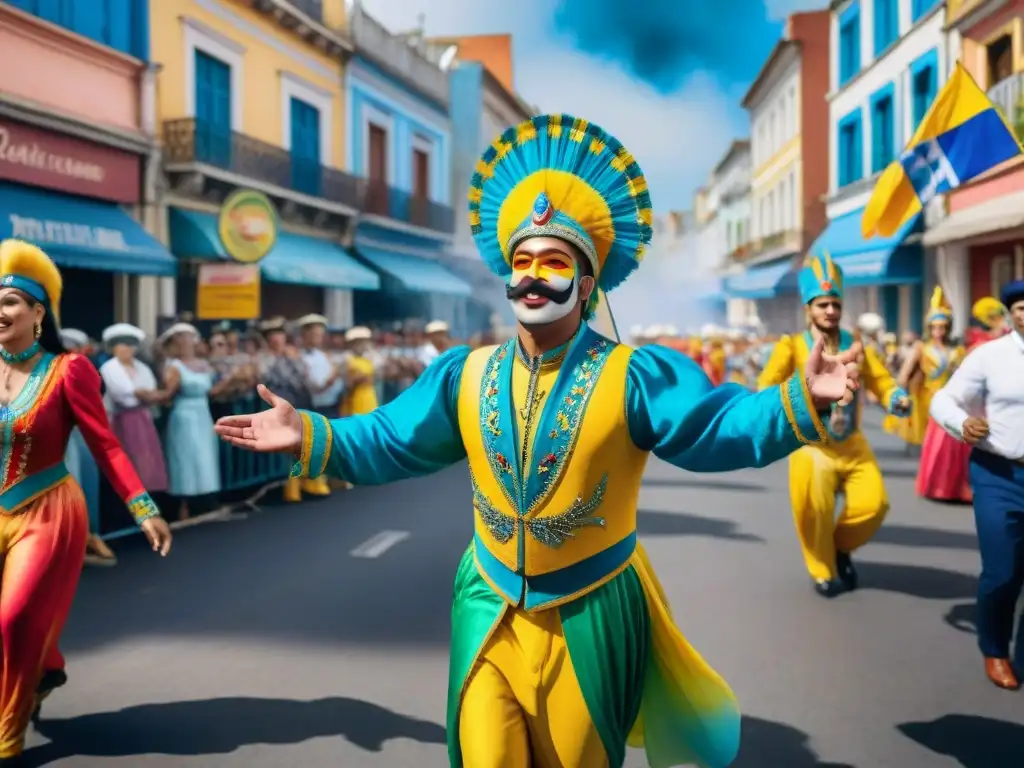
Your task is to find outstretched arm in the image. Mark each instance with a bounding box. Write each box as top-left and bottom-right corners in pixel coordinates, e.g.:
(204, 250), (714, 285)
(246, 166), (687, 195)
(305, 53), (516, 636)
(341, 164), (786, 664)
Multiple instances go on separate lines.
(293, 346), (469, 485)
(627, 345), (828, 473)
(862, 345), (911, 415)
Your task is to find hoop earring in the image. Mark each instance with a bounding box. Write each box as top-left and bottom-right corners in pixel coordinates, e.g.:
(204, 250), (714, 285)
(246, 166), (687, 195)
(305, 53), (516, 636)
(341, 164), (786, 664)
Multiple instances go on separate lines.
(34, 323), (41, 340)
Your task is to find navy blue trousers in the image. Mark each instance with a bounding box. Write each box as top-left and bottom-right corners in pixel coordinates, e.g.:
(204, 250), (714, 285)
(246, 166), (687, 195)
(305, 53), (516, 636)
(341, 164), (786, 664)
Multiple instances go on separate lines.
(969, 449), (1024, 659)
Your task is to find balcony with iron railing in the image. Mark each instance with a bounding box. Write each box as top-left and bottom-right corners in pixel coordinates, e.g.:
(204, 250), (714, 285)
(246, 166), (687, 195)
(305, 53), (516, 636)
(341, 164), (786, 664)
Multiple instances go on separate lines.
(989, 72), (1024, 141)
(363, 180), (455, 234)
(163, 118), (364, 210)
(347, 7), (449, 106)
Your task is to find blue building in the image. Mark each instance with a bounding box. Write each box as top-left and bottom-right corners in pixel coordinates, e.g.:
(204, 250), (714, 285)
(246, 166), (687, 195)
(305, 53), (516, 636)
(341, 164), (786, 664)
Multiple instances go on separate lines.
(345, 7), (472, 336)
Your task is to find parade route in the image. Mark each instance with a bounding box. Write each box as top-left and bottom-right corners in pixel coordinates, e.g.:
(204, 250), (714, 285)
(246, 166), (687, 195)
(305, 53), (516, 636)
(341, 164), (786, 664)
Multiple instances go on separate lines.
(23, 413), (1024, 767)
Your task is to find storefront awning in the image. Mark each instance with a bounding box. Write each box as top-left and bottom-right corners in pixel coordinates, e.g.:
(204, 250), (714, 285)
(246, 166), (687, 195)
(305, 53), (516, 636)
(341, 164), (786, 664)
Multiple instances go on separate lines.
(810, 208), (923, 286)
(169, 208), (380, 290)
(923, 190), (1024, 247)
(0, 183), (176, 275)
(724, 261), (796, 299)
(356, 246), (472, 297)
(694, 277), (728, 302)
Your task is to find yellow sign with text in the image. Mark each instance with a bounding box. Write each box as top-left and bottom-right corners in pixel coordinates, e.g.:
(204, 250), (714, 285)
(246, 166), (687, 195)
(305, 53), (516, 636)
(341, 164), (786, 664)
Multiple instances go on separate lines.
(218, 189), (278, 263)
(196, 263), (261, 320)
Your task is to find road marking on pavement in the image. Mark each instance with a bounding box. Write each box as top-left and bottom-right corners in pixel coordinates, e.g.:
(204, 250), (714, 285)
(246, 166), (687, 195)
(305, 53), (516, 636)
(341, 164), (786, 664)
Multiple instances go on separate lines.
(350, 530), (411, 558)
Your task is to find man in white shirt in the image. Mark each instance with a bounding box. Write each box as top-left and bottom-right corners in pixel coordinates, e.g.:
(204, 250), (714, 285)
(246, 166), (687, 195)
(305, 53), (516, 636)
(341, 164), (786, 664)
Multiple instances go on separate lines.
(931, 280), (1024, 691)
(419, 320), (449, 367)
(296, 314), (340, 498)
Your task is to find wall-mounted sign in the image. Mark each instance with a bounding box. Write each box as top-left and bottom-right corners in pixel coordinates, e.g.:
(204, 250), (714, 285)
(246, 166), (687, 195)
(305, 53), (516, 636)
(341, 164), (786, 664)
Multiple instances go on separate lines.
(196, 263), (261, 320)
(217, 189), (278, 263)
(0, 119), (140, 204)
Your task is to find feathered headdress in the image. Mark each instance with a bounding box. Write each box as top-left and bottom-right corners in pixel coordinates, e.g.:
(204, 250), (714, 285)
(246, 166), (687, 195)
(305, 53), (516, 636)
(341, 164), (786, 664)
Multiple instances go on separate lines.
(468, 114), (653, 315)
(0, 239), (62, 323)
(926, 286), (953, 325)
(971, 296), (1007, 328)
(798, 251), (844, 305)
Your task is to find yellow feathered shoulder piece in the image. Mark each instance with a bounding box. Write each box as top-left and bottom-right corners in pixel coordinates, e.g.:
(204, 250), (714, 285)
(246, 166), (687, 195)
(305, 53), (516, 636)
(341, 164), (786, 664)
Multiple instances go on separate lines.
(0, 239), (62, 322)
(925, 285), (952, 325)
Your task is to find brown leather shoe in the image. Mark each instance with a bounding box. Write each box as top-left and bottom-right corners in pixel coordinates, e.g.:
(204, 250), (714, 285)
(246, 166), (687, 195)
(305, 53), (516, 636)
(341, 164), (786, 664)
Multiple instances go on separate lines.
(984, 658), (1021, 690)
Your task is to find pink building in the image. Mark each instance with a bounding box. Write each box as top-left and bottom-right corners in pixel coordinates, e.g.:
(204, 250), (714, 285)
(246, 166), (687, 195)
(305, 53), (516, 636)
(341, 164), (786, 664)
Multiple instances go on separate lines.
(927, 0), (1024, 322)
(0, 3), (172, 336)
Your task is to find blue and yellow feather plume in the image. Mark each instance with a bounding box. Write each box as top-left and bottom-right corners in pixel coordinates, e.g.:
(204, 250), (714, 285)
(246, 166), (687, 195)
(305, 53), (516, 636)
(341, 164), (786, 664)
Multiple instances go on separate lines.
(468, 114), (653, 298)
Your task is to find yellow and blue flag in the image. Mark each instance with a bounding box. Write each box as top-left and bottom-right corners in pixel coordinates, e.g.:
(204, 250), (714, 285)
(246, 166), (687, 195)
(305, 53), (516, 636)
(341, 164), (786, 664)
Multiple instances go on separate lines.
(862, 61), (1023, 239)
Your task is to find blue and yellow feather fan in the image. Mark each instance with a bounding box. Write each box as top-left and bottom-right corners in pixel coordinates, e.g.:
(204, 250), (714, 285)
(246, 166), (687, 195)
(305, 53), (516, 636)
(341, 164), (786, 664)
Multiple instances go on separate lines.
(469, 114), (654, 316)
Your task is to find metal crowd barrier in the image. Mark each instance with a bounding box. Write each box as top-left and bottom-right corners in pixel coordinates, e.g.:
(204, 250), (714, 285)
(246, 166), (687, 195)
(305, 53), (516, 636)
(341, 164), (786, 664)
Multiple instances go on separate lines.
(100, 392), (291, 541)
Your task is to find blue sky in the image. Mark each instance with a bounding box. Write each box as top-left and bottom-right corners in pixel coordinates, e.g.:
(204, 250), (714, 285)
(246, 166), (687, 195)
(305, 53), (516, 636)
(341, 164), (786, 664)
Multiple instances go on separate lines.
(357, 0), (826, 213)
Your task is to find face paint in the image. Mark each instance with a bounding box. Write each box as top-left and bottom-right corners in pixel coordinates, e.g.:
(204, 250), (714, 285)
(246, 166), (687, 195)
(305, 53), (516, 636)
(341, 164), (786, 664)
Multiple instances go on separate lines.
(506, 248), (579, 326)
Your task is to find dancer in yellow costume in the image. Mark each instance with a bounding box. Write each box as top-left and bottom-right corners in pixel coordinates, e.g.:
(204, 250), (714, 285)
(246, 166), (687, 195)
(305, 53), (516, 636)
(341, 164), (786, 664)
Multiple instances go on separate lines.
(758, 253), (910, 598)
(215, 114), (859, 767)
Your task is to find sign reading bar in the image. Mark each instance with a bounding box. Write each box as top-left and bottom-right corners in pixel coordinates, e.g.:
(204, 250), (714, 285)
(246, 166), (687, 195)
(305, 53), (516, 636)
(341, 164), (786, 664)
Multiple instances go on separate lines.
(196, 263), (261, 320)
(218, 189), (278, 263)
(0, 119), (141, 204)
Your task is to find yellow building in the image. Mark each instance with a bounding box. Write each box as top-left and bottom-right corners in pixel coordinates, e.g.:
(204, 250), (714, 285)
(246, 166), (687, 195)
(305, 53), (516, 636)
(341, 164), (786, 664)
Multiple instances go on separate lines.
(151, 0), (381, 324)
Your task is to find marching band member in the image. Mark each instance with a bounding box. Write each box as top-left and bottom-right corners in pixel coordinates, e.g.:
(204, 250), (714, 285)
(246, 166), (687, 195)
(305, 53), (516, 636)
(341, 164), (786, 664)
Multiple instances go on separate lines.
(216, 114), (858, 768)
(758, 253), (910, 598)
(0, 240), (171, 761)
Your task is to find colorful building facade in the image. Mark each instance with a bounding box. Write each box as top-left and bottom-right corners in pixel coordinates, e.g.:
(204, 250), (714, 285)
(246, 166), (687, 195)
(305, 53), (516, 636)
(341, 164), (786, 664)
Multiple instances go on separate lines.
(152, 0), (378, 328)
(817, 0), (947, 333)
(925, 0), (1024, 334)
(344, 4), (469, 336)
(0, 0), (175, 338)
(727, 10), (831, 334)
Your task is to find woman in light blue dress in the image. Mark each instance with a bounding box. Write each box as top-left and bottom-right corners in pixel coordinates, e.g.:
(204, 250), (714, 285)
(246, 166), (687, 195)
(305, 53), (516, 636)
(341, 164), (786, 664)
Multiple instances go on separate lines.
(159, 323), (226, 520)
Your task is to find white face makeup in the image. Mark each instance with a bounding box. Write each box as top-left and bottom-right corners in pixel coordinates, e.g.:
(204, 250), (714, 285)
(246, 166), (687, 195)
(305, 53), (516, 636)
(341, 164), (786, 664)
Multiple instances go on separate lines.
(506, 240), (580, 326)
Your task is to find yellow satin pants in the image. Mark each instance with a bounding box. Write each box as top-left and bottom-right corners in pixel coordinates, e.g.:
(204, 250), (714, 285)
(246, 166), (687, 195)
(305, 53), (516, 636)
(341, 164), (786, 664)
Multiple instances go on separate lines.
(788, 434), (889, 582)
(282, 476), (330, 503)
(458, 606), (609, 768)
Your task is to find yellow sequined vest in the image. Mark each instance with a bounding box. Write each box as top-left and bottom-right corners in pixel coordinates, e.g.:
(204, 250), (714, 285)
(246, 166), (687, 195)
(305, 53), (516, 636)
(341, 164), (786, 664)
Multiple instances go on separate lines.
(458, 327), (648, 612)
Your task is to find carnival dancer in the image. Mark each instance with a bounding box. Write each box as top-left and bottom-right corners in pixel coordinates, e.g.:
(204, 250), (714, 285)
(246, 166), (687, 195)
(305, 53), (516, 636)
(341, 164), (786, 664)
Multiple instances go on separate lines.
(60, 328), (117, 566)
(758, 253), (910, 598)
(930, 279), (1024, 691)
(0, 240), (172, 761)
(899, 289), (970, 502)
(98, 323), (169, 498)
(967, 297), (1010, 351)
(215, 114), (859, 768)
(340, 326), (379, 417)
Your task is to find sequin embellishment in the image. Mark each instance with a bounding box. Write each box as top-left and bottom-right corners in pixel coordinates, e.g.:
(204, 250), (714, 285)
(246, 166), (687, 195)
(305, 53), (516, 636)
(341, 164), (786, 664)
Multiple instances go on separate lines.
(127, 492), (160, 524)
(474, 474), (608, 549)
(478, 342), (518, 508)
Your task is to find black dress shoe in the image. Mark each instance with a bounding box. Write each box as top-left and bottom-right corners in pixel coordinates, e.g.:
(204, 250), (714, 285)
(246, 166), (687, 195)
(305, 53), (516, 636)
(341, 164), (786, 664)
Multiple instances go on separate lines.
(836, 551), (858, 590)
(814, 579), (846, 598)
(32, 668), (68, 722)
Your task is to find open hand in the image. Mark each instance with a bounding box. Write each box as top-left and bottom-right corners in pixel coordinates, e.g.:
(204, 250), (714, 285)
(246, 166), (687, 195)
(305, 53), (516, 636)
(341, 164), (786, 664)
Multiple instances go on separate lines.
(804, 336), (861, 409)
(962, 416), (989, 445)
(141, 516), (173, 556)
(214, 384), (302, 454)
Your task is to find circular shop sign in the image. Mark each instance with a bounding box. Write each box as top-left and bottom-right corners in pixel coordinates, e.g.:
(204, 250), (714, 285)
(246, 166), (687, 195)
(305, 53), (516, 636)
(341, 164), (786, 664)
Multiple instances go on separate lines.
(217, 189), (279, 263)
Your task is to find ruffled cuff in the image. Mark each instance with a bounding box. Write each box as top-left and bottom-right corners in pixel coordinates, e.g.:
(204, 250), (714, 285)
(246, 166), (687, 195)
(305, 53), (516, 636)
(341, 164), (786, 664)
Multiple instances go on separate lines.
(290, 410), (333, 480)
(127, 492), (160, 525)
(781, 373), (828, 446)
(886, 387), (911, 415)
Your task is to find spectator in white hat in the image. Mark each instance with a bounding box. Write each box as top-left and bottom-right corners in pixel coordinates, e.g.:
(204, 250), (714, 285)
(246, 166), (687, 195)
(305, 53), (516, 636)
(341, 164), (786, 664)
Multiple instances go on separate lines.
(420, 320), (450, 367)
(341, 326), (378, 417)
(294, 314), (338, 499)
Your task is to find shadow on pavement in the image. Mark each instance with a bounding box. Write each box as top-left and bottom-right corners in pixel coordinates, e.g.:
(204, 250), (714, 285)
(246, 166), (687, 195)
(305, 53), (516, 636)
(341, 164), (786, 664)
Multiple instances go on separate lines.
(733, 716), (855, 767)
(24, 696), (445, 766)
(854, 561), (977, 600)
(872, 524), (977, 550)
(943, 602), (976, 634)
(641, 477), (767, 492)
(897, 714), (1024, 768)
(637, 510), (765, 542)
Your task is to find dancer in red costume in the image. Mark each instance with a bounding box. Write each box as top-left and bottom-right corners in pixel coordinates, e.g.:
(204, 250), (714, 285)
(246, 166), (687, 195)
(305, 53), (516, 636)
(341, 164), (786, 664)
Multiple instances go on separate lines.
(0, 240), (173, 763)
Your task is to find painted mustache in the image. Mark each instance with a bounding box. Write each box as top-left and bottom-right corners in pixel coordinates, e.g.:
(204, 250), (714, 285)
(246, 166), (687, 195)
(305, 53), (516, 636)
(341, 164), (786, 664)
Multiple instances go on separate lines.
(506, 276), (574, 304)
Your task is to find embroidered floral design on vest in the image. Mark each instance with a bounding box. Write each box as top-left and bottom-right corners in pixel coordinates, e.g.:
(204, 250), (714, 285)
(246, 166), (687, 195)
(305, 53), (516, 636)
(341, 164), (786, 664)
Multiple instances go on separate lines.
(473, 473), (608, 549)
(525, 339), (613, 514)
(478, 342), (518, 508)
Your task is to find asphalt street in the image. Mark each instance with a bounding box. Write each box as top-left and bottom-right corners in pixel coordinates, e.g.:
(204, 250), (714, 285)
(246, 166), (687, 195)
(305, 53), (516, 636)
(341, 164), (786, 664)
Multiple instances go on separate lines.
(22, 412), (1024, 767)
